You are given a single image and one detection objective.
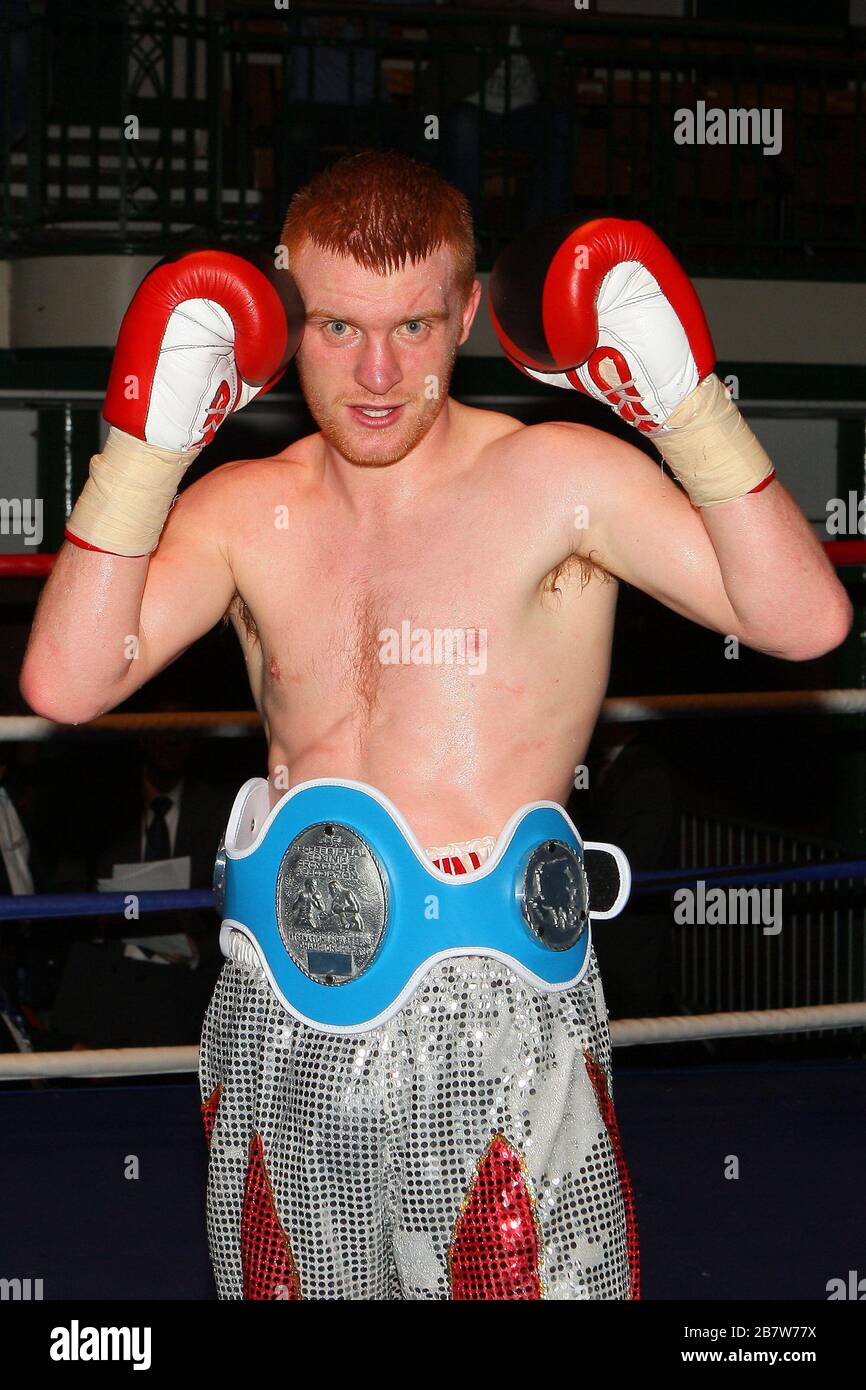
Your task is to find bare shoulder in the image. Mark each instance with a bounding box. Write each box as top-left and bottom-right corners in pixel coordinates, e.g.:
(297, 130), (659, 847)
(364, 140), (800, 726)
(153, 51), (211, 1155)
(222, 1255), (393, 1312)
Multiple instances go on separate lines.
(479, 419), (674, 572)
(449, 399), (524, 454)
(494, 421), (674, 522)
(460, 401), (525, 438)
(192, 437), (316, 491)
(174, 439), (317, 515)
(498, 419), (648, 473)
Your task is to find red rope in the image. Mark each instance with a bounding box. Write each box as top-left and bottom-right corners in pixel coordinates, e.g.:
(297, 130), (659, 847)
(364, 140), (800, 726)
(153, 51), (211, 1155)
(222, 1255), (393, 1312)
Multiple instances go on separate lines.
(0, 554), (55, 576)
(2, 539), (865, 581)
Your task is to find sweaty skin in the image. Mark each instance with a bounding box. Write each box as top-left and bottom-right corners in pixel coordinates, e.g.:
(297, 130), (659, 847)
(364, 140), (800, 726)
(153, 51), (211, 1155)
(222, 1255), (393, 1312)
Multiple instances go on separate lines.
(21, 244), (852, 849)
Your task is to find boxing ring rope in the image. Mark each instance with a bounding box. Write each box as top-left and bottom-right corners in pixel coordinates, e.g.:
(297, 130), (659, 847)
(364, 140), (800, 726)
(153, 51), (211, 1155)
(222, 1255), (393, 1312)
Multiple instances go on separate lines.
(0, 712), (261, 741)
(601, 690), (866, 721)
(1, 1002), (864, 1080)
(3, 853), (865, 923)
(3, 539), (865, 581)
(5, 688), (866, 745)
(0, 711), (863, 1078)
(0, 1044), (200, 1080)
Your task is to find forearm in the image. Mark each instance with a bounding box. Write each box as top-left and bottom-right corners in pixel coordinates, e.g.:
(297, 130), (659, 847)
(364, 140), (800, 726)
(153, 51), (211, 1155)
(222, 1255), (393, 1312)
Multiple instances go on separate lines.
(655, 375), (851, 656)
(20, 542), (150, 722)
(699, 481), (852, 660)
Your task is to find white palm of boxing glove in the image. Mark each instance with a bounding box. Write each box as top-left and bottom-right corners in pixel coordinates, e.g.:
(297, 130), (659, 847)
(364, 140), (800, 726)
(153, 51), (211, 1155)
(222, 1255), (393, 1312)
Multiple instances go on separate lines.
(526, 258), (701, 429)
(142, 296), (271, 452)
(66, 249), (303, 554)
(489, 217), (774, 504)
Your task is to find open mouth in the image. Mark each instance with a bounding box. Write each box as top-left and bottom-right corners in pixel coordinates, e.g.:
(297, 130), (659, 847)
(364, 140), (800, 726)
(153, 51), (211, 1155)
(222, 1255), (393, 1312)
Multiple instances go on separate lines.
(346, 404), (405, 429)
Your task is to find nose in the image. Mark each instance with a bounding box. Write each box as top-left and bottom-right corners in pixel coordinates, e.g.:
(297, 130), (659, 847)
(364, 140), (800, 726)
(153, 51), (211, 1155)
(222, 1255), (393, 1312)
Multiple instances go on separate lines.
(353, 333), (403, 397)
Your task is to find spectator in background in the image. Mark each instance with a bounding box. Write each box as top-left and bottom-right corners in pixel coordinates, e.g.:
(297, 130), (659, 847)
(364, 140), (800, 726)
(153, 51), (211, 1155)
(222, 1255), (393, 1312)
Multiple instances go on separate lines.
(50, 702), (234, 1050)
(0, 749), (35, 899)
(280, 0), (434, 192)
(93, 701), (218, 888)
(418, 0), (574, 233)
(0, 745), (39, 1054)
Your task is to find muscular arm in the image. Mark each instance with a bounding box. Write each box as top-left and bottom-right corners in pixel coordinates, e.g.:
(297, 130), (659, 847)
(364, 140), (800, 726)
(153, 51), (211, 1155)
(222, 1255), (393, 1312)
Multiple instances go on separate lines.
(538, 423), (852, 661)
(20, 469), (238, 724)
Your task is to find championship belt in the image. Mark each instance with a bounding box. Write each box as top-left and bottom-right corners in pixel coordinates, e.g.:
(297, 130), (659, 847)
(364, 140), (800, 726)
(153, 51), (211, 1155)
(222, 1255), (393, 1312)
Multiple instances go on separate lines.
(213, 779), (631, 1034)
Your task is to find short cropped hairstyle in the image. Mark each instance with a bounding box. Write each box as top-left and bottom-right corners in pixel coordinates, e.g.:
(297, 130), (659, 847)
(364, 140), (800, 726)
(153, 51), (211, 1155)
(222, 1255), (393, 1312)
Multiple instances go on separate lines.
(280, 149), (476, 296)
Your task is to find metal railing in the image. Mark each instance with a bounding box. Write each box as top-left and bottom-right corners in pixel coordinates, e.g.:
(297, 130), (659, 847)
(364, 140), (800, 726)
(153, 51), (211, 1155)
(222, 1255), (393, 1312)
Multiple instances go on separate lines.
(677, 813), (866, 1030)
(2, 2), (866, 272)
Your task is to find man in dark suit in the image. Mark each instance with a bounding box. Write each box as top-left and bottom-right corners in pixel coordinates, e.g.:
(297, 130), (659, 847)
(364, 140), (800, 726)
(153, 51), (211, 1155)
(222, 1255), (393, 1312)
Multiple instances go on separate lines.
(53, 703), (236, 1049)
(94, 708), (232, 892)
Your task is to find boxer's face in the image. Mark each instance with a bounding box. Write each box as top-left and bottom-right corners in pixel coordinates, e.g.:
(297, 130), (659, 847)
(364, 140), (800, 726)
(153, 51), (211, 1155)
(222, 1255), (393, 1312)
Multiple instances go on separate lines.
(291, 239), (480, 467)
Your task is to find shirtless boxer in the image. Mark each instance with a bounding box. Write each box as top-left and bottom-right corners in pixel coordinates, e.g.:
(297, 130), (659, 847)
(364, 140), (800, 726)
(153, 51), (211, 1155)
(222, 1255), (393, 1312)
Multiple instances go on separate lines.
(20, 151), (851, 1301)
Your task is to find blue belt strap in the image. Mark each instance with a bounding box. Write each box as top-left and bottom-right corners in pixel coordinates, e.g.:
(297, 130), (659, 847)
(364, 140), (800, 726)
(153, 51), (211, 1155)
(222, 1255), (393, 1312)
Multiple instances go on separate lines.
(219, 781), (593, 1032)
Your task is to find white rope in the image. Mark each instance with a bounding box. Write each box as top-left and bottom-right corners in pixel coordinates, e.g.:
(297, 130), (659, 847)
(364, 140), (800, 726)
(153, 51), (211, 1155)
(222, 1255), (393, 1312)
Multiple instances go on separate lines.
(602, 690), (866, 722)
(610, 1000), (866, 1046)
(0, 713), (260, 741)
(0, 1044), (198, 1080)
(0, 1002), (863, 1078)
(5, 691), (866, 742)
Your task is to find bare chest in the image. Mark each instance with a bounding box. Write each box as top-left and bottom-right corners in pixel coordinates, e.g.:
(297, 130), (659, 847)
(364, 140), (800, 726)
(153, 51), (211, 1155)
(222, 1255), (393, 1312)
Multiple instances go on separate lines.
(235, 499), (528, 707)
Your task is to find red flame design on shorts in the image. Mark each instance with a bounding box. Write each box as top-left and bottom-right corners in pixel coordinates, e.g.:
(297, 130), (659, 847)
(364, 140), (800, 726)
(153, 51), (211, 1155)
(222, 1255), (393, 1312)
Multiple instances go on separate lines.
(200, 1084), (222, 1148)
(449, 1134), (542, 1300)
(241, 1133), (302, 1300)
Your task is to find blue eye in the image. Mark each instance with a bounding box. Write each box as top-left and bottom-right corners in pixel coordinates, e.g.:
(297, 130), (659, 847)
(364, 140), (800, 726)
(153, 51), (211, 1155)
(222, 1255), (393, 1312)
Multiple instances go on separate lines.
(328, 321), (348, 335)
(405, 321), (423, 334)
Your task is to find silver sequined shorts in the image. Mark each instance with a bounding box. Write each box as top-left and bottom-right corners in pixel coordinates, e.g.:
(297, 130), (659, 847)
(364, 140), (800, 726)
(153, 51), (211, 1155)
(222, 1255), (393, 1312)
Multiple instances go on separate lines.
(198, 943), (639, 1300)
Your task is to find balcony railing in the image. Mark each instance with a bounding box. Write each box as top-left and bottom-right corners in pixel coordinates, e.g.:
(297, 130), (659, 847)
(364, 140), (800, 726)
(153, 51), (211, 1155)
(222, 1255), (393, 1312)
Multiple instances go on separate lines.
(2, 2), (866, 274)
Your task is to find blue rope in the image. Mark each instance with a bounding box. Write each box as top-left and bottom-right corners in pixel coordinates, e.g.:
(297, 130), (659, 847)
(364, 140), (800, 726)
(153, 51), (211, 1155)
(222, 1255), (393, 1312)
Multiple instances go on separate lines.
(632, 859), (866, 891)
(0, 888), (216, 920)
(1, 858), (865, 922)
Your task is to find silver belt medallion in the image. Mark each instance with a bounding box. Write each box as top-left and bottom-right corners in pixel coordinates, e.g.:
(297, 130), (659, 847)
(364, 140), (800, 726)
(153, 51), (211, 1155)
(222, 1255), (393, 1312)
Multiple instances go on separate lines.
(275, 821), (388, 985)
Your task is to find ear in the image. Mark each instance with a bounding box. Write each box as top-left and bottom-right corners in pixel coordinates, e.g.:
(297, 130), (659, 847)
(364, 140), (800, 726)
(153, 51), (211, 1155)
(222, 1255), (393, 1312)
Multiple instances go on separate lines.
(457, 279), (482, 346)
(584, 842), (631, 919)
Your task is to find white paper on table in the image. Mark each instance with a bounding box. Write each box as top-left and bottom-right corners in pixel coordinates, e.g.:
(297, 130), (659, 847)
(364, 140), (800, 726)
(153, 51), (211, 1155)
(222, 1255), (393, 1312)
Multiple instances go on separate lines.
(97, 856), (192, 893)
(96, 857), (197, 964)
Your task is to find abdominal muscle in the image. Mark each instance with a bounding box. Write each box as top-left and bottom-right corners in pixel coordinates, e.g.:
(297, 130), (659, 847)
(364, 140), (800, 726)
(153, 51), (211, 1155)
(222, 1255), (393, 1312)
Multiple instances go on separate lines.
(254, 606), (615, 849)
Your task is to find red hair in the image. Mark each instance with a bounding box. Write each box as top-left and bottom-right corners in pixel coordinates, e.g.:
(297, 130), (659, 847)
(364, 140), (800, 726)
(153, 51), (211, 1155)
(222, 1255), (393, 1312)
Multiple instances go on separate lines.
(280, 149), (476, 295)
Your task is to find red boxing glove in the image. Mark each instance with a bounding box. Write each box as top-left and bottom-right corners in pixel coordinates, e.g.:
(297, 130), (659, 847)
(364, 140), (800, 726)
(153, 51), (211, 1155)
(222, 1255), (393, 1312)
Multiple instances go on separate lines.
(104, 247), (304, 451)
(489, 217), (774, 506)
(489, 216), (714, 430)
(66, 249), (304, 555)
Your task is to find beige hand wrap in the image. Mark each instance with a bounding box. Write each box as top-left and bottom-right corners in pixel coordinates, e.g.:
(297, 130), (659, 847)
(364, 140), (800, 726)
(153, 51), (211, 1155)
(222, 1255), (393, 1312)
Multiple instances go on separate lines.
(652, 373), (775, 507)
(66, 427), (202, 557)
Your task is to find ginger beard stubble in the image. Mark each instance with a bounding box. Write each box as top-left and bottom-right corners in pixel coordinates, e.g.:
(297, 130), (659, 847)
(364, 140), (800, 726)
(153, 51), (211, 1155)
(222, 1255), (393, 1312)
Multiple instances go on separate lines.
(292, 250), (467, 469)
(296, 332), (460, 469)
